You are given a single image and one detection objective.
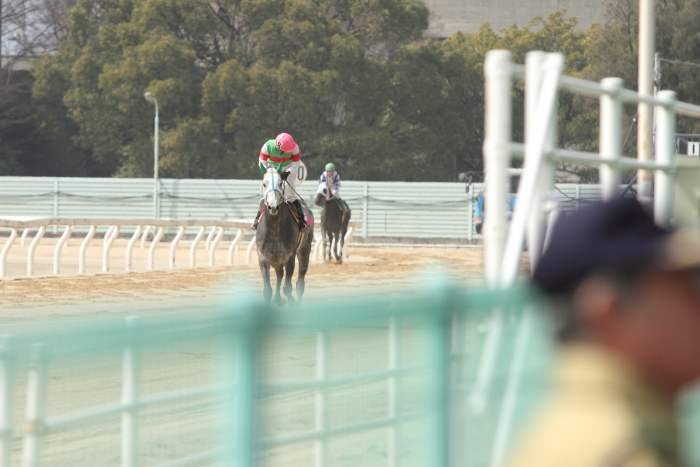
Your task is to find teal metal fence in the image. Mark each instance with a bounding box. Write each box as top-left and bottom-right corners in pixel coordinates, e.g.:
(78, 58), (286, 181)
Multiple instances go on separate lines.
(2, 282), (699, 466)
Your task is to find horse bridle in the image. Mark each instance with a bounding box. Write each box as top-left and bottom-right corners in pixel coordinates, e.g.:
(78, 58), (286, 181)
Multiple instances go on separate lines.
(263, 170), (286, 206)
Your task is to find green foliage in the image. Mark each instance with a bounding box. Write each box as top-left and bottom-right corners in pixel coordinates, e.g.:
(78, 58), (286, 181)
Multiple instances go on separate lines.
(21, 0), (700, 183)
(0, 70), (86, 176)
(31, 0), (431, 180)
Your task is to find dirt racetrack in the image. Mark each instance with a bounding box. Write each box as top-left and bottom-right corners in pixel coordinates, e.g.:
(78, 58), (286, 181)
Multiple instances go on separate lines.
(0, 238), (488, 326)
(0, 239), (508, 466)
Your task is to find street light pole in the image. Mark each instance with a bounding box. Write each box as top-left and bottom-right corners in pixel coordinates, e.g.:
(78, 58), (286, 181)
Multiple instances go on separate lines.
(144, 92), (159, 218)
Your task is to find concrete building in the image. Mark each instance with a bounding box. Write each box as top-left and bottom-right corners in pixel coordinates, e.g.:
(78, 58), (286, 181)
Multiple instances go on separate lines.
(423, 0), (607, 38)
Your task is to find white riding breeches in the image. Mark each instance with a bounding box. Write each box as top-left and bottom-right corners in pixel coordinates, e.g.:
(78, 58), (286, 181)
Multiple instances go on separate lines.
(284, 170), (300, 202)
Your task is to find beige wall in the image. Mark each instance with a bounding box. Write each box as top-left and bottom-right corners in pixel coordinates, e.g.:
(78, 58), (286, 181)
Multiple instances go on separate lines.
(423, 0), (606, 37)
(1, 56), (34, 71)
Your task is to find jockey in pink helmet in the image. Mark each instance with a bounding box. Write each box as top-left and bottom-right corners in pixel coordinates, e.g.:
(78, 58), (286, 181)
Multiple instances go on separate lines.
(252, 133), (309, 232)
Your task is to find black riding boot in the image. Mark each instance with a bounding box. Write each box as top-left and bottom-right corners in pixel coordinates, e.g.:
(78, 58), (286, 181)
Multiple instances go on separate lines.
(292, 200), (309, 232)
(251, 201), (264, 230)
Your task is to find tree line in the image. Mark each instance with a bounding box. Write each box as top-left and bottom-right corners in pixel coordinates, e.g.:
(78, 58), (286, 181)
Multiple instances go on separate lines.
(3, 0), (700, 182)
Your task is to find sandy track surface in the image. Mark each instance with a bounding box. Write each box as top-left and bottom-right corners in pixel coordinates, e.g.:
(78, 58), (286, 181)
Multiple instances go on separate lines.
(0, 240), (515, 466)
(0, 240), (486, 326)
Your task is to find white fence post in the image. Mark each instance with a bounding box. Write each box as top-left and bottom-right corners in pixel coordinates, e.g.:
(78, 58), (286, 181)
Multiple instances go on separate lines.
(209, 227), (224, 266)
(53, 225), (73, 275)
(228, 228), (245, 266)
(26, 226), (46, 277)
(599, 78), (624, 199)
(1, 229), (18, 278)
(147, 227), (164, 270)
(79, 225), (97, 274)
(169, 226), (186, 268)
(483, 50), (513, 287)
(125, 226), (142, 272)
(654, 90), (677, 227)
(190, 226), (206, 268)
(103, 225), (120, 273)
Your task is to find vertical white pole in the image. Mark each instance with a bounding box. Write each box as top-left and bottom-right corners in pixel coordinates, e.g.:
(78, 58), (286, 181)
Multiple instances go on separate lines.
(147, 226), (164, 270)
(153, 101), (160, 219)
(227, 228), (245, 266)
(209, 227), (225, 266)
(205, 226), (217, 252)
(1, 228), (18, 278)
(599, 78), (624, 200)
(637, 0), (655, 203)
(169, 226), (186, 268)
(482, 50), (513, 287)
(0, 336), (15, 467)
(121, 316), (140, 467)
(140, 226), (152, 249)
(189, 226), (206, 267)
(472, 50), (513, 416)
(22, 343), (49, 467)
(53, 225), (73, 275)
(246, 234), (257, 265)
(654, 91), (677, 227)
(314, 331), (329, 467)
(103, 225), (120, 273)
(500, 53), (563, 288)
(79, 225), (96, 274)
(524, 51), (548, 271)
(125, 225), (142, 272)
(27, 226), (46, 277)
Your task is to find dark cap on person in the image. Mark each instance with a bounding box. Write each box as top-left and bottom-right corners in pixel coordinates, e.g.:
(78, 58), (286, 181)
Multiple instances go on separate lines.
(532, 197), (700, 294)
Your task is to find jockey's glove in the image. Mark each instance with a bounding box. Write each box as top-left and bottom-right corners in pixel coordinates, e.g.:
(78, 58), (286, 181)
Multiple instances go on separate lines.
(281, 171), (291, 181)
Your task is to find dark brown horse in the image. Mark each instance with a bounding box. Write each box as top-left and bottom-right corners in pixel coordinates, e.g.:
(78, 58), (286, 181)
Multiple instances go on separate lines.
(256, 168), (313, 306)
(314, 179), (350, 263)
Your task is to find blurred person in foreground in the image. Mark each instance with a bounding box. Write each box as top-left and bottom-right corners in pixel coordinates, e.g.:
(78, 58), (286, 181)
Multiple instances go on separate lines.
(508, 197), (700, 467)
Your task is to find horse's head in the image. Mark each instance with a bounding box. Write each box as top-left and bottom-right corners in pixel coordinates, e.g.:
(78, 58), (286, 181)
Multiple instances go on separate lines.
(262, 168), (284, 214)
(315, 180), (330, 206)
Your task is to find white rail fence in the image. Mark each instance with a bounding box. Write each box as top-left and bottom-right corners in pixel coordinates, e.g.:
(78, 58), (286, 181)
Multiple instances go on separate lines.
(479, 50), (700, 467)
(0, 217), (362, 278)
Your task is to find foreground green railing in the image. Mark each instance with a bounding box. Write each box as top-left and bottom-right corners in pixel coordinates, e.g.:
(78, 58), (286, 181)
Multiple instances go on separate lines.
(2, 281), (698, 466)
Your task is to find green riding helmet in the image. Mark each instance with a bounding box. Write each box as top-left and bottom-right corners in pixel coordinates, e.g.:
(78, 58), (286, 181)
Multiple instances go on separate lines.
(325, 163), (336, 171)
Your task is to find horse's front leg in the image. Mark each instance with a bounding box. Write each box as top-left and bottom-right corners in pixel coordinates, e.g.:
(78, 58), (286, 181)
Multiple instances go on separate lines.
(283, 255), (296, 304)
(296, 256), (309, 304)
(258, 259), (272, 306)
(272, 263), (285, 305)
(336, 231), (345, 264)
(322, 228), (329, 262)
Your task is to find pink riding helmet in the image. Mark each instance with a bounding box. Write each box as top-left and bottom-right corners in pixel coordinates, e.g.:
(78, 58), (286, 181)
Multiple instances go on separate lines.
(275, 133), (296, 153)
